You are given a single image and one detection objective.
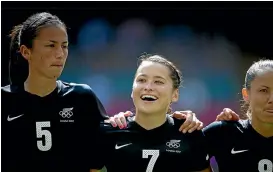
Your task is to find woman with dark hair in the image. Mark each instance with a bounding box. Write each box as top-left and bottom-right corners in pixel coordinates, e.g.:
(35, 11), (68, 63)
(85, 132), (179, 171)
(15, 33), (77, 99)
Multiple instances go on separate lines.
(204, 59), (273, 172)
(2, 12), (110, 172)
(91, 54), (212, 172)
(2, 12), (204, 172)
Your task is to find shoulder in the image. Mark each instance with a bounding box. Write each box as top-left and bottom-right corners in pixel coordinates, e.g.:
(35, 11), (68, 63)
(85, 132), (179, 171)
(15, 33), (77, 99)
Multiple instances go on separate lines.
(168, 115), (186, 129)
(99, 121), (127, 136)
(204, 120), (247, 132)
(167, 116), (205, 141)
(58, 80), (107, 117)
(203, 120), (248, 141)
(1, 84), (21, 102)
(100, 122), (115, 131)
(58, 81), (96, 96)
(58, 80), (102, 102)
(99, 117), (141, 134)
(183, 129), (206, 143)
(1, 85), (11, 92)
(1, 84), (19, 94)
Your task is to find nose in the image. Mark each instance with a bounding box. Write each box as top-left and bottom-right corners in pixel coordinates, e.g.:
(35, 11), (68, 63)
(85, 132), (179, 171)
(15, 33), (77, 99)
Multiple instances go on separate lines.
(268, 92), (273, 104)
(144, 81), (154, 91)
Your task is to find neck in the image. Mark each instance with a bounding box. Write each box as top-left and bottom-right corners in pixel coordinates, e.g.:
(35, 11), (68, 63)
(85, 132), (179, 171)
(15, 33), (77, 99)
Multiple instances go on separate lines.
(251, 115), (273, 138)
(135, 111), (167, 130)
(24, 72), (57, 97)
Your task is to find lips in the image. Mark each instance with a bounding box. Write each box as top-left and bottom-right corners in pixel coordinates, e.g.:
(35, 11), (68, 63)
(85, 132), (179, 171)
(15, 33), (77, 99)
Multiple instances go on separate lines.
(51, 64), (63, 67)
(140, 94), (158, 101)
(265, 109), (273, 113)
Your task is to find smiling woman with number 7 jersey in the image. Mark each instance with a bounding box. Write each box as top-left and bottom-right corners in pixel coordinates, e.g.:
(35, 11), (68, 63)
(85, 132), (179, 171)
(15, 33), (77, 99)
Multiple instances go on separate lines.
(90, 54), (212, 172)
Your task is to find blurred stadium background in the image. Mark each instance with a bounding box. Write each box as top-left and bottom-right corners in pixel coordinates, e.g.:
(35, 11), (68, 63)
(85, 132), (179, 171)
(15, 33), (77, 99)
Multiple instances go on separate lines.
(1, 2), (273, 172)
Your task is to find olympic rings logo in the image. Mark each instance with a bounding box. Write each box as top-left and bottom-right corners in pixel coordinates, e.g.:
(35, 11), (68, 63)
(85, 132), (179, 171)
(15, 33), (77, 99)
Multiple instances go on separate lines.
(166, 140), (180, 148)
(59, 108), (73, 118)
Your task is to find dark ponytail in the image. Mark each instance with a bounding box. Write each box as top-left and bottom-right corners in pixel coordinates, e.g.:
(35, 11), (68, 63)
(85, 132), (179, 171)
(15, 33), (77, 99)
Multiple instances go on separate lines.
(9, 24), (29, 85)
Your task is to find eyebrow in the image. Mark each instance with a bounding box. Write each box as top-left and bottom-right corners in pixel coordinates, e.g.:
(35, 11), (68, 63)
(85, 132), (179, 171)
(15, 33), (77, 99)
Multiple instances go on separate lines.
(138, 74), (166, 80)
(48, 40), (69, 44)
(259, 85), (269, 88)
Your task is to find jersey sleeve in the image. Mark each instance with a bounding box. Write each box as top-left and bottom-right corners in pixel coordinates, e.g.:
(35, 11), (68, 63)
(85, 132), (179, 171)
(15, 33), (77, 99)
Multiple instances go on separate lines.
(188, 130), (211, 171)
(74, 84), (109, 170)
(203, 120), (245, 159)
(90, 123), (112, 170)
(203, 121), (224, 157)
(80, 84), (109, 124)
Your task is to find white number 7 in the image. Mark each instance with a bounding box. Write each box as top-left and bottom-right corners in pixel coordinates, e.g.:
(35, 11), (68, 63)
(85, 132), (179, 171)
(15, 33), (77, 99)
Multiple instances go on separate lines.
(142, 150), (160, 172)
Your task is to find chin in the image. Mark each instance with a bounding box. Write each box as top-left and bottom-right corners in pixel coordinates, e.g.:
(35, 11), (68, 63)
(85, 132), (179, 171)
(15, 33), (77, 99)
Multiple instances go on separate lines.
(53, 71), (63, 78)
(138, 106), (165, 116)
(47, 73), (61, 80)
(137, 107), (155, 114)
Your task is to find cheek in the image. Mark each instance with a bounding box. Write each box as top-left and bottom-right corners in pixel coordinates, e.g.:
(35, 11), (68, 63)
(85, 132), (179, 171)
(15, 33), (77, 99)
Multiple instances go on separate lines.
(31, 48), (56, 68)
(30, 53), (43, 66)
(32, 50), (51, 62)
(64, 49), (69, 57)
(40, 56), (53, 66)
(132, 83), (140, 98)
(159, 86), (172, 96)
(250, 95), (267, 110)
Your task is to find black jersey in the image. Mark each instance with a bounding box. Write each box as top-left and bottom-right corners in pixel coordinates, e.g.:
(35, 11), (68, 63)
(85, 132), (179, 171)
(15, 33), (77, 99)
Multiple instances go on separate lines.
(92, 116), (210, 172)
(203, 120), (273, 172)
(2, 81), (108, 172)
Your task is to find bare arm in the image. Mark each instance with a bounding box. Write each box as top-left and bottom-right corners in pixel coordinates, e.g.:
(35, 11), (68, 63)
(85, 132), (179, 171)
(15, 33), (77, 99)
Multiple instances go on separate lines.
(198, 166), (213, 172)
(90, 166), (107, 172)
(90, 169), (101, 172)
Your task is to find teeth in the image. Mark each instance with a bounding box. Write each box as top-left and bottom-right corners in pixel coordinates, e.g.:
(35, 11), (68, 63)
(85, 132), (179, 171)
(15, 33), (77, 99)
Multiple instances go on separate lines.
(141, 95), (157, 100)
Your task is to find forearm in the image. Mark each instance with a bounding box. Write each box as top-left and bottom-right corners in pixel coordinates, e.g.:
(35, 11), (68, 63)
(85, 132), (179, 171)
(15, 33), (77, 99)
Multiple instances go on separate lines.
(198, 166), (213, 172)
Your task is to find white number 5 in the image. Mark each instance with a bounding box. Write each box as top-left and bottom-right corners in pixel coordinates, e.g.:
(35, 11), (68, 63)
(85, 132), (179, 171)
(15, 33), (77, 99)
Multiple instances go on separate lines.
(36, 122), (52, 151)
(142, 150), (160, 172)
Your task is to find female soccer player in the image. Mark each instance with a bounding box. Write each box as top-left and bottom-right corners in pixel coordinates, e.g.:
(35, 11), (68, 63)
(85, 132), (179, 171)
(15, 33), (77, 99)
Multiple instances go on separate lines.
(91, 54), (212, 172)
(1, 12), (203, 172)
(1, 12), (109, 172)
(203, 59), (273, 172)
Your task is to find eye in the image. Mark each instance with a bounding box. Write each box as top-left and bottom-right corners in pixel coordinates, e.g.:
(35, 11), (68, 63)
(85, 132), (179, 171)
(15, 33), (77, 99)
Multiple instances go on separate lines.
(62, 45), (68, 49)
(46, 44), (68, 49)
(259, 88), (268, 93)
(46, 44), (55, 48)
(137, 78), (146, 83)
(155, 80), (164, 84)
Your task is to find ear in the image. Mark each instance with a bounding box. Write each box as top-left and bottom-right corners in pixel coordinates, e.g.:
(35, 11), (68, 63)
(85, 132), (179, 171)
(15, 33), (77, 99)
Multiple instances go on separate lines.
(131, 81), (136, 99)
(171, 89), (179, 103)
(242, 88), (249, 102)
(19, 45), (31, 60)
